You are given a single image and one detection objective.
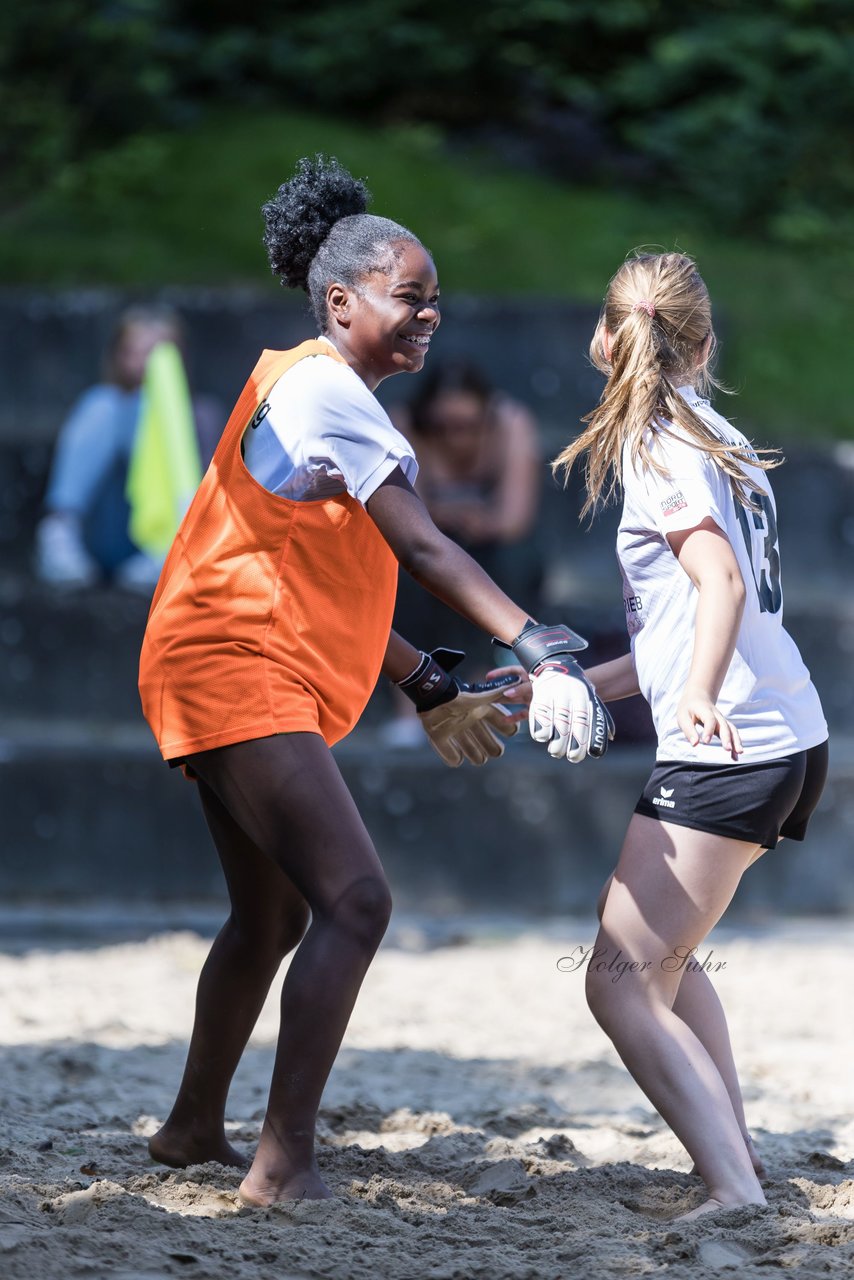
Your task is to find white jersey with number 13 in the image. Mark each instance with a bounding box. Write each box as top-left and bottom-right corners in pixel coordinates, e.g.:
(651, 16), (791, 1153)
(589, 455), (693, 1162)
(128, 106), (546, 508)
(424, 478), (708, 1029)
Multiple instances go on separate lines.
(616, 386), (827, 764)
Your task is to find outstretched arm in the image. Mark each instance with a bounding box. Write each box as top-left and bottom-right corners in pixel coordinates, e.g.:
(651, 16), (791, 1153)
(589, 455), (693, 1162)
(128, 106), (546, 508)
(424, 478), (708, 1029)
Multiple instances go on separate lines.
(491, 652), (640, 709)
(366, 467), (530, 643)
(368, 467), (613, 763)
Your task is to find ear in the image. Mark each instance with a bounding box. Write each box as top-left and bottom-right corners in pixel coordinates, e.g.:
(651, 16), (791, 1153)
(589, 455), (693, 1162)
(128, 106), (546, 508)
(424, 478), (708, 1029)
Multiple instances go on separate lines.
(326, 282), (351, 329)
(601, 327), (615, 362)
(695, 332), (713, 369)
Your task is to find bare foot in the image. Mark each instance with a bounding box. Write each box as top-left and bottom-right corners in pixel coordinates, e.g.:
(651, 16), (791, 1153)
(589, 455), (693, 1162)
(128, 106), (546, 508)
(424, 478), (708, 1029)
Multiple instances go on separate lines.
(238, 1168), (332, 1206)
(148, 1124), (248, 1170)
(675, 1196), (727, 1221)
(675, 1193), (766, 1222)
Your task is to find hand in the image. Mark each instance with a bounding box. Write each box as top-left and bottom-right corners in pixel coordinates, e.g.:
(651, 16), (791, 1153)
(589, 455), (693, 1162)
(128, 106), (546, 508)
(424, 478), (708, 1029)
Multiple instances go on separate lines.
(529, 663), (615, 763)
(676, 688), (743, 759)
(396, 648), (522, 767)
(419, 678), (521, 767)
(485, 664), (531, 705)
(498, 622), (615, 762)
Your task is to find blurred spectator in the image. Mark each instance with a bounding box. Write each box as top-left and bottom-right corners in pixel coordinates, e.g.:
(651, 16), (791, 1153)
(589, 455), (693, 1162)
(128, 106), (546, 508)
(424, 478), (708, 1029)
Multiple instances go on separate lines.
(385, 359), (544, 744)
(34, 306), (221, 591)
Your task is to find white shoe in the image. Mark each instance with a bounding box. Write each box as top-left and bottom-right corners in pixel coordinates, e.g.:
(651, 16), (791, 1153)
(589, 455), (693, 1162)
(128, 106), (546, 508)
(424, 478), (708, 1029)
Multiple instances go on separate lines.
(114, 552), (163, 594)
(34, 514), (99, 588)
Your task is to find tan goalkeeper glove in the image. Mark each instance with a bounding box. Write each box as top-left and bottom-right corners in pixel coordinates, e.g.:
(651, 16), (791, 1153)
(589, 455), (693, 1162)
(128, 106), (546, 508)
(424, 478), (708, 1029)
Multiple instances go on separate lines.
(396, 648), (521, 767)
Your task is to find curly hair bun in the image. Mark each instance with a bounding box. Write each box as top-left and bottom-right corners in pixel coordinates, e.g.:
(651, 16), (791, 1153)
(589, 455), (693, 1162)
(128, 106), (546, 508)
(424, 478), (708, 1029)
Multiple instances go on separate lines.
(262, 155), (370, 291)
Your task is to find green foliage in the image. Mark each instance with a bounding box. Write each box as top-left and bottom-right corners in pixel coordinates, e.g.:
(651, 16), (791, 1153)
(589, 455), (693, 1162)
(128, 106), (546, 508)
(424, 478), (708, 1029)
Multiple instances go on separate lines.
(0, 2), (183, 199)
(612, 6), (854, 241)
(3, 107), (852, 439)
(2, 2), (853, 242)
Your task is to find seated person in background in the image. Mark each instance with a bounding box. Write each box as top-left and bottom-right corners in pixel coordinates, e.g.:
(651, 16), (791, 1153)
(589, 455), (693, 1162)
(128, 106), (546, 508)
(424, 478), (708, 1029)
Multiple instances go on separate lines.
(34, 305), (221, 591)
(385, 359), (543, 744)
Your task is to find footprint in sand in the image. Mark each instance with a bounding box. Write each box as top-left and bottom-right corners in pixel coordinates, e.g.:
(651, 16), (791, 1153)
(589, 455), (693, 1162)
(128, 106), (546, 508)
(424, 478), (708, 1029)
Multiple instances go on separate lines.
(697, 1238), (755, 1269)
(467, 1158), (537, 1205)
(48, 1180), (127, 1224)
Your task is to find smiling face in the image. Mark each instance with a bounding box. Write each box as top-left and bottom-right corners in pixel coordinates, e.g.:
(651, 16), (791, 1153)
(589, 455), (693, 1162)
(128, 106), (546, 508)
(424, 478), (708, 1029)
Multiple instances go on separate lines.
(325, 241), (440, 389)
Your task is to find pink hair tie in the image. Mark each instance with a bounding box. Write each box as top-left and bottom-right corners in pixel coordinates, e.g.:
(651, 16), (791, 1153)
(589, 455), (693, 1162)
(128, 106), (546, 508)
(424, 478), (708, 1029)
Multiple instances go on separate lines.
(632, 300), (656, 318)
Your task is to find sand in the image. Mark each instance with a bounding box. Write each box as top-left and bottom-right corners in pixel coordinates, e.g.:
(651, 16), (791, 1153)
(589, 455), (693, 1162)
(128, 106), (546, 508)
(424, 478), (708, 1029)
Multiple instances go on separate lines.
(0, 914), (852, 1279)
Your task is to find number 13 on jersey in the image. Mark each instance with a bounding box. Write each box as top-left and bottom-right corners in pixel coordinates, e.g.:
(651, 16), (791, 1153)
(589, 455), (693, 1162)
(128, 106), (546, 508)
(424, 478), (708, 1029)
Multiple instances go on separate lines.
(736, 490), (782, 615)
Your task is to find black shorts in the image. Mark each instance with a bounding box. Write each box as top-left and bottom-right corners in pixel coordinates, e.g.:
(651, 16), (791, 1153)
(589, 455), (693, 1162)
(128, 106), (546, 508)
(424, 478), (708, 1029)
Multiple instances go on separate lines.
(634, 740), (829, 850)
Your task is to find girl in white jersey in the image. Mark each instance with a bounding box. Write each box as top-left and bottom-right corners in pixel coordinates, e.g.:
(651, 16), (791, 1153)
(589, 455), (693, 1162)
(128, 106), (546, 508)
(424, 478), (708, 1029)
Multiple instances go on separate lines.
(549, 252), (828, 1219)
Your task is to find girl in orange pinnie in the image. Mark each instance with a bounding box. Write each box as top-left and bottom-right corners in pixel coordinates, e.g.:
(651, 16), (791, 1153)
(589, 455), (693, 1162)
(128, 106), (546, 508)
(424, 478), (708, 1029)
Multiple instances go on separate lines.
(138, 156), (611, 1205)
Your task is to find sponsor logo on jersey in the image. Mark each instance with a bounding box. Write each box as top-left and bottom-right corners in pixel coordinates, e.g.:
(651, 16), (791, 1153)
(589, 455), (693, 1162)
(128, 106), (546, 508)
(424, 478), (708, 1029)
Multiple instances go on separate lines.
(660, 491), (688, 517)
(624, 594), (643, 614)
(652, 784), (676, 809)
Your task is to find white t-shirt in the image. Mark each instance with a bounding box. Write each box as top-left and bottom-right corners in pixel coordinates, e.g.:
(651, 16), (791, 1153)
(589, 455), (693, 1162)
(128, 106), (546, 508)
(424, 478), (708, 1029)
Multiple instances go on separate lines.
(617, 387), (827, 764)
(242, 345), (418, 504)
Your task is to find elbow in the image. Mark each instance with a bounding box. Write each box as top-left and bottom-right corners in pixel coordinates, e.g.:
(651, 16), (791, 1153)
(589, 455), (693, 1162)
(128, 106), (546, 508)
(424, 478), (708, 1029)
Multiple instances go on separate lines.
(695, 563), (746, 601)
(727, 578), (742, 622)
(722, 576), (747, 624)
(702, 568), (747, 617)
(730, 577), (747, 632)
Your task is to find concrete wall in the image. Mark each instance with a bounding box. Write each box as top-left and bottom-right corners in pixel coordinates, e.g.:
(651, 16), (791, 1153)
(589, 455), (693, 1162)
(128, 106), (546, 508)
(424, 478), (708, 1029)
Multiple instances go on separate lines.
(1, 289), (851, 916)
(0, 288), (603, 444)
(3, 725), (853, 917)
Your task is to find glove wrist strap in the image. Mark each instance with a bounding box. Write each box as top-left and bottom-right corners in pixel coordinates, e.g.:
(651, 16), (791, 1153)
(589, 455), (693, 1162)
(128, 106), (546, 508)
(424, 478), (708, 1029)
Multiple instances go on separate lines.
(506, 621), (589, 674)
(396, 651), (458, 712)
(396, 650), (430, 688)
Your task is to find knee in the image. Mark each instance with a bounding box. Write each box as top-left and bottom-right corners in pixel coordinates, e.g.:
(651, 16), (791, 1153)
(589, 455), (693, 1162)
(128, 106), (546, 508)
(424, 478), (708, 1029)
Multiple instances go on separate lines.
(326, 875), (392, 948)
(588, 878), (617, 1026)
(229, 899), (310, 964)
(585, 966), (610, 1028)
(273, 899), (311, 955)
(585, 962), (629, 1037)
(595, 874), (614, 923)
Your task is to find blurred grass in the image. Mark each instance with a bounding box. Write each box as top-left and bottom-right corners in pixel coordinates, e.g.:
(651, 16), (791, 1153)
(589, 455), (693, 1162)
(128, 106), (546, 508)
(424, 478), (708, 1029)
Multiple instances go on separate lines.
(3, 107), (851, 438)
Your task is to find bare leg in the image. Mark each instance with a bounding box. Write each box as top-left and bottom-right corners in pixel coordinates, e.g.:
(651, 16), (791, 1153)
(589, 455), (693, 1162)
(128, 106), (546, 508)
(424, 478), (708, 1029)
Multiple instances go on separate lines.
(595, 873), (765, 1179)
(150, 780), (310, 1169)
(672, 967), (766, 1178)
(587, 816), (766, 1218)
(676, 843), (770, 1176)
(187, 734), (393, 1205)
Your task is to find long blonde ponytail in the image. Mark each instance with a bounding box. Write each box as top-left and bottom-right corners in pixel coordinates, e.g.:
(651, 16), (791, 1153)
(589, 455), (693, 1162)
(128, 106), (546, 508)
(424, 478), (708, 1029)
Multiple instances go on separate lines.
(554, 252), (778, 520)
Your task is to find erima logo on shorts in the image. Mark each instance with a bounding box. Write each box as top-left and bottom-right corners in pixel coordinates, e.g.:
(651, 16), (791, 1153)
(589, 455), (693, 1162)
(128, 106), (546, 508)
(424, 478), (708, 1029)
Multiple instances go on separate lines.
(660, 491), (687, 517)
(653, 785), (676, 809)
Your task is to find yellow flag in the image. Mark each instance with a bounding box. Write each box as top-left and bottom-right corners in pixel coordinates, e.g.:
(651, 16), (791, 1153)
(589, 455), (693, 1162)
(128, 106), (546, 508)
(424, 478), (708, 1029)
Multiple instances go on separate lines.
(126, 342), (202, 557)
